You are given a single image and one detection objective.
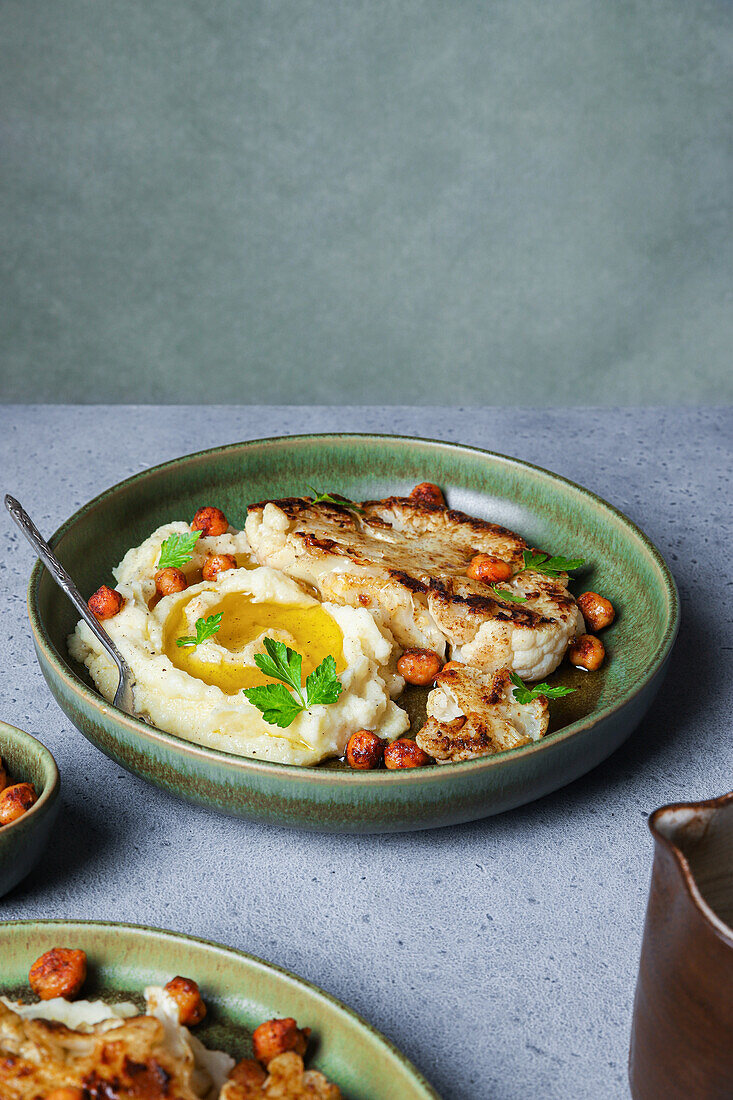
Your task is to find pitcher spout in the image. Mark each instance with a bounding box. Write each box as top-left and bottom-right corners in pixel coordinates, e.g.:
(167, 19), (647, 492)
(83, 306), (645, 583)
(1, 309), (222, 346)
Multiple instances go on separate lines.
(650, 792), (733, 941)
(629, 791), (733, 1100)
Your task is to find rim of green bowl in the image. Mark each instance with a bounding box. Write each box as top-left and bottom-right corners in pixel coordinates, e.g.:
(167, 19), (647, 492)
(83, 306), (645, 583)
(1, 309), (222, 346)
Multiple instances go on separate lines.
(27, 432), (680, 784)
(0, 918), (440, 1098)
(0, 722), (60, 837)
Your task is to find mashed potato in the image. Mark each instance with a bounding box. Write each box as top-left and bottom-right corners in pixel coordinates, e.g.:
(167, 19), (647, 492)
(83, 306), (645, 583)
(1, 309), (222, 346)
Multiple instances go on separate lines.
(70, 523), (409, 765)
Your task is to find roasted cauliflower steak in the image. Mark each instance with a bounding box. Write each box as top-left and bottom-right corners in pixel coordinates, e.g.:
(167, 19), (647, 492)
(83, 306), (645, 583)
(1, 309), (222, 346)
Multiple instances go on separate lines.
(0, 999), (202, 1099)
(415, 665), (549, 763)
(245, 491), (583, 680)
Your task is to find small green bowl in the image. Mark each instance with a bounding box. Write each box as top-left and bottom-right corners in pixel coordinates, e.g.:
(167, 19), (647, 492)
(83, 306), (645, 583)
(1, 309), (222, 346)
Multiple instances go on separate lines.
(0, 919), (439, 1098)
(27, 433), (679, 833)
(0, 722), (60, 898)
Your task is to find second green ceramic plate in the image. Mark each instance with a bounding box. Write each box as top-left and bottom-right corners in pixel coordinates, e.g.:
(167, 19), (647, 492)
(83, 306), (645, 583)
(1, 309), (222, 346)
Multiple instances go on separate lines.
(27, 434), (678, 832)
(0, 920), (437, 1098)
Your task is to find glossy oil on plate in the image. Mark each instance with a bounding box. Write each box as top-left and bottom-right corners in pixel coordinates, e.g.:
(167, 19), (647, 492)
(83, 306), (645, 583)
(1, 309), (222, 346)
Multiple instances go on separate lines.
(27, 434), (679, 832)
(0, 919), (438, 1099)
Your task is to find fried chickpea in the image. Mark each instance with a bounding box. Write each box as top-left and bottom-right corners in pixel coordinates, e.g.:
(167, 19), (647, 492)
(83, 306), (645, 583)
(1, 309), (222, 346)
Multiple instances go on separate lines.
(441, 660), (465, 674)
(29, 948), (87, 1001)
(45, 1090), (86, 1100)
(383, 739), (432, 769)
(0, 782), (38, 825)
(0, 756), (7, 795)
(577, 591), (615, 632)
(568, 633), (605, 672)
(252, 1018), (310, 1066)
(191, 506), (229, 537)
(164, 975), (207, 1026)
(228, 1059), (268, 1088)
(396, 649), (443, 686)
(410, 482), (445, 506)
(346, 730), (385, 770)
(154, 567), (188, 596)
(87, 585), (125, 620)
(466, 554), (513, 584)
(202, 553), (237, 581)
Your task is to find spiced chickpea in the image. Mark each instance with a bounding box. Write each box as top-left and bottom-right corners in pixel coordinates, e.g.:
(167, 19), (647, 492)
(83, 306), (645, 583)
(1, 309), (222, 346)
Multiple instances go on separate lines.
(577, 591), (615, 632)
(0, 782), (37, 826)
(155, 567), (188, 596)
(164, 975), (207, 1026)
(191, 506), (229, 537)
(383, 739), (432, 769)
(396, 649), (443, 686)
(440, 660), (465, 674)
(252, 1018), (310, 1066)
(29, 948), (87, 1001)
(0, 755), (7, 795)
(410, 482), (445, 507)
(228, 1059), (268, 1089)
(202, 553), (237, 581)
(346, 730), (385, 770)
(466, 554), (513, 584)
(45, 1090), (85, 1100)
(87, 585), (125, 620)
(568, 633), (605, 672)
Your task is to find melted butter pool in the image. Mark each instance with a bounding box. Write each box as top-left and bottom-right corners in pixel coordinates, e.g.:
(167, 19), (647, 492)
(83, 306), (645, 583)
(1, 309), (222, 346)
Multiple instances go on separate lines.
(164, 591), (345, 695)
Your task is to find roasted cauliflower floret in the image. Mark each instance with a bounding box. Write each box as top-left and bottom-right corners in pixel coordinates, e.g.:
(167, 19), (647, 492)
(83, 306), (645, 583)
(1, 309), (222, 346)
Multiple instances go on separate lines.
(416, 665), (549, 763)
(221, 1051), (341, 1100)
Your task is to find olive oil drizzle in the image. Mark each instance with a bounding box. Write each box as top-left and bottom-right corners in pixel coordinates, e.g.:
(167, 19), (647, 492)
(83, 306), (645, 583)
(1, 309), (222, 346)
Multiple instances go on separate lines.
(163, 590), (345, 695)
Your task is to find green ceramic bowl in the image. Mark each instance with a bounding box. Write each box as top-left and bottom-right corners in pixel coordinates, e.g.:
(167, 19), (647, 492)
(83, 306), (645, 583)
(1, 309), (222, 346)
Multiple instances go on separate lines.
(0, 919), (437, 1098)
(0, 722), (60, 898)
(27, 433), (679, 833)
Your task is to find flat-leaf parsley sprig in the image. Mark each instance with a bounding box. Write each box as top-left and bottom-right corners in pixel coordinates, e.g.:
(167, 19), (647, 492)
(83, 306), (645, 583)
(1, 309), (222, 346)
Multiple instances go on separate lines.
(487, 586), (528, 604)
(243, 637), (343, 728)
(521, 550), (585, 578)
(158, 530), (201, 570)
(509, 671), (576, 704)
(176, 613), (222, 649)
(307, 486), (364, 515)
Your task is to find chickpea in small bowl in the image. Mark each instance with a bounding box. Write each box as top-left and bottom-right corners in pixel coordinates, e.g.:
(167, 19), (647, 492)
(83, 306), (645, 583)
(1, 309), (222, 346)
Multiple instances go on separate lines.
(0, 721), (60, 899)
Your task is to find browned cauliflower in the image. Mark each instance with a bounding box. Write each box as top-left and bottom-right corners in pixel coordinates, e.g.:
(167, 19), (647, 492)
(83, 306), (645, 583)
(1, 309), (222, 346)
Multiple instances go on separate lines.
(221, 1051), (342, 1100)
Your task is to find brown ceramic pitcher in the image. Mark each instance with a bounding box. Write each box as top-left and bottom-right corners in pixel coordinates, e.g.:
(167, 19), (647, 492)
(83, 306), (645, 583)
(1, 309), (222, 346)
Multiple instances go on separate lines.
(629, 791), (733, 1099)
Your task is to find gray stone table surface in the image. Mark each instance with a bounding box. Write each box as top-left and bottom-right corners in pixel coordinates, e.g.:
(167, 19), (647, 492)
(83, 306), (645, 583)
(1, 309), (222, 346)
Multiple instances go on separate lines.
(0, 405), (731, 1100)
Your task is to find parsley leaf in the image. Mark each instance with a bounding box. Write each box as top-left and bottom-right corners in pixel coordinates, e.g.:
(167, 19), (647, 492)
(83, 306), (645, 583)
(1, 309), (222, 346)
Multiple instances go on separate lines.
(176, 613), (223, 648)
(241, 683), (305, 728)
(307, 486), (364, 514)
(305, 654), (342, 706)
(243, 638), (343, 727)
(252, 637), (304, 697)
(521, 550), (585, 577)
(487, 586), (528, 604)
(158, 530), (201, 570)
(509, 671), (576, 704)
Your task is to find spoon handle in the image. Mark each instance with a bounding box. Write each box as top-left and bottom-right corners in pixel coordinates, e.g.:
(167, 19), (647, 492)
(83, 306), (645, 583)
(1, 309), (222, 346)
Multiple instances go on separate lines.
(5, 494), (130, 678)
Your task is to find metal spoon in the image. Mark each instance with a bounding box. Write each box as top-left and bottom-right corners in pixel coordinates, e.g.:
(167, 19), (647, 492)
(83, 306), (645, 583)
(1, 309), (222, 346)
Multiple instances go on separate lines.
(5, 495), (137, 716)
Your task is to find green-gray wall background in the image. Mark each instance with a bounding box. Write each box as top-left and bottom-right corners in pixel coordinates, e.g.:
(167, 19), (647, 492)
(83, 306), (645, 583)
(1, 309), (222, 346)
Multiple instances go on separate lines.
(2, 1), (731, 405)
